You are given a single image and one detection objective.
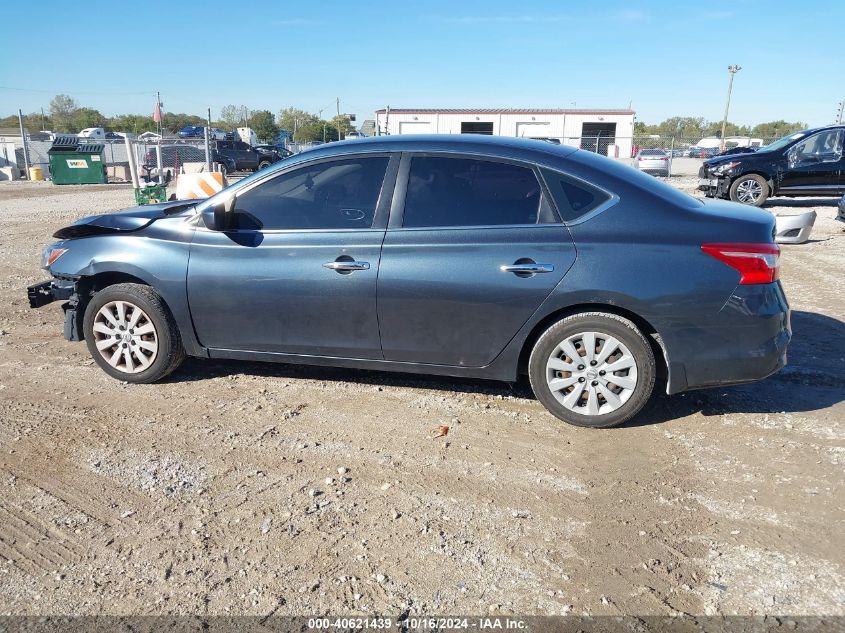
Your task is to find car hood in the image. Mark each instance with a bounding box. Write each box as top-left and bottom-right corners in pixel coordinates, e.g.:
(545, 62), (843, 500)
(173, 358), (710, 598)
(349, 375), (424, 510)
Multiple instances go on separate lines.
(703, 154), (746, 168)
(53, 199), (196, 239)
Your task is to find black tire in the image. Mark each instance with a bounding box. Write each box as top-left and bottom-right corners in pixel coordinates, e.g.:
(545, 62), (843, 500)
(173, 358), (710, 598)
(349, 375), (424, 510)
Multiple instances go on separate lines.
(258, 160), (271, 170)
(83, 283), (185, 383)
(528, 312), (656, 428)
(729, 174), (769, 206)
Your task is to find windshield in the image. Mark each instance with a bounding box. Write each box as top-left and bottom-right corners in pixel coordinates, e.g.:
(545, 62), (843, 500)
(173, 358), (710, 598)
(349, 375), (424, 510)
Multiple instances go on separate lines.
(758, 131), (808, 153)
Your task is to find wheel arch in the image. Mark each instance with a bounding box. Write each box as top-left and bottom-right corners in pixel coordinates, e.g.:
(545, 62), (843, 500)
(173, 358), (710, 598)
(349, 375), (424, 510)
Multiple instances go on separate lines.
(517, 303), (670, 394)
(731, 170), (775, 192)
(79, 271), (150, 294)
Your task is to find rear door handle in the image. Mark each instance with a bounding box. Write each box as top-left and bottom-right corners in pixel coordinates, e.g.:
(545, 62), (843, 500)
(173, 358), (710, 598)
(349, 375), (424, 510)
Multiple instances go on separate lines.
(323, 260), (370, 272)
(500, 263), (554, 274)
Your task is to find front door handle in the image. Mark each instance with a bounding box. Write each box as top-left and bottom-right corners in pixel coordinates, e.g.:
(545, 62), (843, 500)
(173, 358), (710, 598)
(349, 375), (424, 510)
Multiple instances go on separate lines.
(500, 263), (555, 274)
(323, 260), (370, 272)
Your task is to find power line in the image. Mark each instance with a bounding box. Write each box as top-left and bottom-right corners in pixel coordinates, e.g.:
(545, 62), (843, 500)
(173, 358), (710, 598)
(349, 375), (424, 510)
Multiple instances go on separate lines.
(0, 85), (152, 96)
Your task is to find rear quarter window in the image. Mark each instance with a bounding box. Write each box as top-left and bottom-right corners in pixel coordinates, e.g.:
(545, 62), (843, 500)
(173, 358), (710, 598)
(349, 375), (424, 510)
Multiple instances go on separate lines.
(565, 149), (703, 210)
(541, 168), (611, 222)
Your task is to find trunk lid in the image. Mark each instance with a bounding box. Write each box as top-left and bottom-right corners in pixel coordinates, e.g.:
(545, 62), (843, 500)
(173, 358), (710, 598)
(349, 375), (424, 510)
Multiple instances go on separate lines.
(696, 198), (776, 243)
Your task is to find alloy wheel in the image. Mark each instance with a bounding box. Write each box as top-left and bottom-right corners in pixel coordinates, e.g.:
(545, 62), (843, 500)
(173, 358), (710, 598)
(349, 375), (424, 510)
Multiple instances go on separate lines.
(91, 301), (158, 374)
(735, 178), (763, 204)
(545, 331), (639, 416)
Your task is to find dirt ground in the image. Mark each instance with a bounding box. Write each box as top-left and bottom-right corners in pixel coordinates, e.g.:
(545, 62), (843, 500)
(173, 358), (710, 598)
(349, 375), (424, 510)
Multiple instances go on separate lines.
(0, 178), (842, 617)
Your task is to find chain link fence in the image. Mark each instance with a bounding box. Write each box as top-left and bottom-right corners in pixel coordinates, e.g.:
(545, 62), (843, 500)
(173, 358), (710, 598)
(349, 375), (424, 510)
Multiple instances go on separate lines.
(0, 133), (219, 183)
(1, 128), (783, 182)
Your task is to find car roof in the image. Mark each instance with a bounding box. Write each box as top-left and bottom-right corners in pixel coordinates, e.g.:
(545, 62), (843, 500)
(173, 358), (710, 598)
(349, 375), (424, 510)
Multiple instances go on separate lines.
(794, 124), (845, 136)
(290, 134), (580, 161)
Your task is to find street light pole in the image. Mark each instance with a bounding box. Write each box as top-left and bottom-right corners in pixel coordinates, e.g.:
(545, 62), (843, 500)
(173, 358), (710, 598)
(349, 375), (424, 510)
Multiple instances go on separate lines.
(837, 101), (844, 124)
(720, 65), (741, 150)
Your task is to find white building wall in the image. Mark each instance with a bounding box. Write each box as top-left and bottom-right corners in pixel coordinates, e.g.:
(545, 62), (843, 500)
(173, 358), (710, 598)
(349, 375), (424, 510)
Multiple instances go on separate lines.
(375, 111), (634, 157)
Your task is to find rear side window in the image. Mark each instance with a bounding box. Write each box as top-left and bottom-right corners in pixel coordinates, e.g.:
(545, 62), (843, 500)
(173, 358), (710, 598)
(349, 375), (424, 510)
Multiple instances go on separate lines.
(402, 156), (556, 228)
(541, 169), (611, 222)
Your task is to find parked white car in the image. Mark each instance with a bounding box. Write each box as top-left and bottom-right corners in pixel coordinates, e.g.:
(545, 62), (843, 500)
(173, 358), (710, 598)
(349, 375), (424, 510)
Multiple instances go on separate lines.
(78, 127), (106, 140)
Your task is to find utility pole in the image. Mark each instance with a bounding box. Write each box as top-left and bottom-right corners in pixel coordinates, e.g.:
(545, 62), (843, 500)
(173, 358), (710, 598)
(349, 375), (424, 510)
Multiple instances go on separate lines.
(837, 101), (844, 124)
(205, 107), (212, 171)
(18, 109), (30, 177)
(720, 65), (741, 151)
(336, 97), (342, 141)
(156, 91), (161, 136)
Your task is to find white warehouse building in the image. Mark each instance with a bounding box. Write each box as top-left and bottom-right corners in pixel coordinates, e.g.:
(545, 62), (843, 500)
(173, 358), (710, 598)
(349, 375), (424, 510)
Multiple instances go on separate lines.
(374, 108), (636, 157)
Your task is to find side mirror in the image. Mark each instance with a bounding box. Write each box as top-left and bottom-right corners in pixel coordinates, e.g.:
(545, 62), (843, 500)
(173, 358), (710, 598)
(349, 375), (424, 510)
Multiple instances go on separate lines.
(201, 195), (235, 231)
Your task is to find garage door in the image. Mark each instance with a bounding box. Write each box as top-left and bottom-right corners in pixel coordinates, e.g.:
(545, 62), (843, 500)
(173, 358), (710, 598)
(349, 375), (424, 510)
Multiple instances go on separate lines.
(515, 122), (551, 138)
(399, 121), (434, 134)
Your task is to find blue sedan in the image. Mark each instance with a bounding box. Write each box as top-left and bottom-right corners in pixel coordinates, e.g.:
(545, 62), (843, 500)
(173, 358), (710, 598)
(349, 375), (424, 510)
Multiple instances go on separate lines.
(28, 135), (790, 428)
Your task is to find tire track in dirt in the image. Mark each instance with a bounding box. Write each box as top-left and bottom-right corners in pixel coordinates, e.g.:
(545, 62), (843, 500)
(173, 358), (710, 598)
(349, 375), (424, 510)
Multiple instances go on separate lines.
(0, 496), (83, 575)
(1, 452), (150, 529)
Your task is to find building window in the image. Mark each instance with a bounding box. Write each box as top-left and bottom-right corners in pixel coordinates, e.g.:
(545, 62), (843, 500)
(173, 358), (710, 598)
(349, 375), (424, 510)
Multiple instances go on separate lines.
(460, 122), (494, 135)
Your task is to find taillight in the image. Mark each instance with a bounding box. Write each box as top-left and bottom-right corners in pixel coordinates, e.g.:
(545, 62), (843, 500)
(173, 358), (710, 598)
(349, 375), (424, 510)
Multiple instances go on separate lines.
(701, 243), (780, 284)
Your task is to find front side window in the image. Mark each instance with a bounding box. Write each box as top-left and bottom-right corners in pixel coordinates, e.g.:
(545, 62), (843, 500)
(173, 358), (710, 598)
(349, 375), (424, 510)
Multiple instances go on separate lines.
(231, 157), (389, 230)
(790, 130), (843, 165)
(402, 156), (555, 228)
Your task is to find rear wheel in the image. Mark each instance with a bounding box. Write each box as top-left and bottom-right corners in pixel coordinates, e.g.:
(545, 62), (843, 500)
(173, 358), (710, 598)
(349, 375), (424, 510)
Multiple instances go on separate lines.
(528, 312), (656, 428)
(83, 283), (185, 383)
(729, 174), (769, 206)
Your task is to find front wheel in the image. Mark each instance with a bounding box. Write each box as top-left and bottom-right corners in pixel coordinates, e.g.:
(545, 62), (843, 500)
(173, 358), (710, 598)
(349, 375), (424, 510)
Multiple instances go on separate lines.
(528, 312), (656, 428)
(258, 160), (271, 170)
(729, 174), (769, 206)
(83, 283), (185, 383)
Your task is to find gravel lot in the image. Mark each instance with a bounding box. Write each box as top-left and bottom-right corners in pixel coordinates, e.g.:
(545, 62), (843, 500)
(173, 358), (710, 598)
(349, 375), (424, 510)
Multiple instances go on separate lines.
(0, 177), (842, 617)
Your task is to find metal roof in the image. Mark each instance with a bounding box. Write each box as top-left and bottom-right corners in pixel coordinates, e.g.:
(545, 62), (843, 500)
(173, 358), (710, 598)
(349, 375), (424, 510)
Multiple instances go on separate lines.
(374, 108), (635, 115)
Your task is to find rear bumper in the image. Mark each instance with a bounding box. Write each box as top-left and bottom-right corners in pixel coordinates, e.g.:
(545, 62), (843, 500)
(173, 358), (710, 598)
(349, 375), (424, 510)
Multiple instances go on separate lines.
(665, 282), (790, 393)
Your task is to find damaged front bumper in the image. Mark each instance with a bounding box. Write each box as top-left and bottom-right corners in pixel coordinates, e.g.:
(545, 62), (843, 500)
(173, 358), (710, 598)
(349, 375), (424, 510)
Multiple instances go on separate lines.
(697, 172), (730, 198)
(26, 279), (85, 341)
(27, 279), (74, 308)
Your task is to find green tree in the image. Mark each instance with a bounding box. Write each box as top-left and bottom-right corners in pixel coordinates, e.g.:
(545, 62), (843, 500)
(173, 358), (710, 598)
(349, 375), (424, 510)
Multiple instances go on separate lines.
(161, 112), (205, 133)
(248, 110), (279, 142)
(71, 107), (106, 132)
(701, 120), (750, 138)
(107, 114), (156, 135)
(330, 114), (355, 139)
(750, 120), (806, 139)
(49, 94), (78, 132)
(277, 107), (320, 142)
(0, 112), (49, 131)
(220, 105), (245, 129)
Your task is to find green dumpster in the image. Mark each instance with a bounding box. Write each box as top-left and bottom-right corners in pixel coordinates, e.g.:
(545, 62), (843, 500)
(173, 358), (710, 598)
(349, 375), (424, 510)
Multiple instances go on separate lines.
(47, 136), (107, 185)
